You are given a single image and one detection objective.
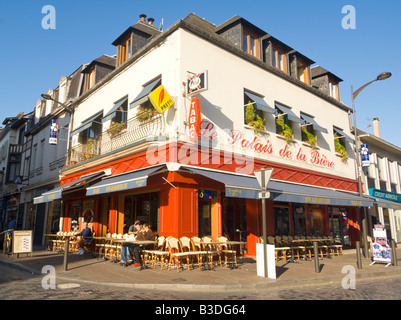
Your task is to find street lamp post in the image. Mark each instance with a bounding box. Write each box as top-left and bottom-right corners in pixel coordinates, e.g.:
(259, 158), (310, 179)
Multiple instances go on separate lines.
(351, 72), (391, 258)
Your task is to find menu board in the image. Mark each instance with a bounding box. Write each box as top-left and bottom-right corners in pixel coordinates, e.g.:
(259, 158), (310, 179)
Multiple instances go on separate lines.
(12, 230), (33, 255)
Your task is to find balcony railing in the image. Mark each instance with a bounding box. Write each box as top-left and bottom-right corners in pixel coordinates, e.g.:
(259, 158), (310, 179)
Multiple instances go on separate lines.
(66, 113), (166, 168)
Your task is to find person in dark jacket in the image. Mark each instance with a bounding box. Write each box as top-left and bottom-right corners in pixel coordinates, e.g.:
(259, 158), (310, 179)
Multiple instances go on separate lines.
(74, 222), (93, 255)
(132, 223), (155, 267)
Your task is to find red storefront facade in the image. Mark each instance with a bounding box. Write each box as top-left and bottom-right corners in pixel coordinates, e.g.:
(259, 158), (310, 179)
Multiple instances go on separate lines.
(58, 141), (364, 256)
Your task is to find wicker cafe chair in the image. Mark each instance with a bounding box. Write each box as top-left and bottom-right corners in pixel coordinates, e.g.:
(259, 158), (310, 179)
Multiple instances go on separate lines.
(201, 236), (222, 268)
(288, 235), (306, 260)
(274, 236), (290, 261)
(217, 236), (237, 267)
(327, 237), (343, 256)
(144, 236), (169, 269)
(167, 237), (193, 272)
(179, 236), (207, 269)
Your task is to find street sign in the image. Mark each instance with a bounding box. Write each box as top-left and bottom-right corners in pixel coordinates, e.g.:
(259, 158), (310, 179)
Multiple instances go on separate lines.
(254, 168), (273, 191)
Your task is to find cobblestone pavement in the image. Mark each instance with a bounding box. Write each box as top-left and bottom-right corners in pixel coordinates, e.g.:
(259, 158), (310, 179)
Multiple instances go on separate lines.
(1, 263), (401, 300)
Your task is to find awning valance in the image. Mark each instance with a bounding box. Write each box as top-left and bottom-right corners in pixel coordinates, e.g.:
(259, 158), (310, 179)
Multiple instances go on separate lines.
(102, 97), (128, 123)
(33, 171), (107, 204)
(333, 127), (354, 144)
(71, 111), (103, 136)
(130, 78), (161, 109)
(275, 103), (301, 123)
(300, 114), (328, 134)
(244, 91), (275, 114)
(180, 165), (374, 207)
(86, 164), (165, 196)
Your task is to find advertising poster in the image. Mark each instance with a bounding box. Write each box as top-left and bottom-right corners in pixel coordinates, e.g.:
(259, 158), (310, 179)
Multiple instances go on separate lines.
(371, 225), (391, 265)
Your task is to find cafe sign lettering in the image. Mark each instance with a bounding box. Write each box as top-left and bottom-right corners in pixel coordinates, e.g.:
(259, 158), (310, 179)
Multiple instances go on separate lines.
(188, 97), (201, 142)
(199, 120), (335, 169)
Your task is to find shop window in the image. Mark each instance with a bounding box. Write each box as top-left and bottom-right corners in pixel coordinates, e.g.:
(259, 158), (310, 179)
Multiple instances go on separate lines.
(70, 202), (81, 232)
(47, 200), (61, 234)
(293, 205), (306, 236)
(274, 206), (290, 235)
(123, 192), (159, 234)
(309, 205), (323, 236)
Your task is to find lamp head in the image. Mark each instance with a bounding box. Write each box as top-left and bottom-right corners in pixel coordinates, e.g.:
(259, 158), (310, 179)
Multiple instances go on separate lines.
(376, 72), (392, 81)
(41, 93), (52, 100)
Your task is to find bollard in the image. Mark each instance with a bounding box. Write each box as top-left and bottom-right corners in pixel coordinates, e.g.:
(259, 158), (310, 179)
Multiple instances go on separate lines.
(391, 239), (398, 266)
(63, 239), (69, 271)
(356, 241), (362, 269)
(313, 241), (319, 273)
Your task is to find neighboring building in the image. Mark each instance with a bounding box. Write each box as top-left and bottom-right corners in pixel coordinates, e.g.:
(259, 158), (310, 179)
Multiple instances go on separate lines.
(359, 118), (401, 242)
(23, 55), (115, 246)
(32, 13), (374, 255)
(0, 112), (31, 231)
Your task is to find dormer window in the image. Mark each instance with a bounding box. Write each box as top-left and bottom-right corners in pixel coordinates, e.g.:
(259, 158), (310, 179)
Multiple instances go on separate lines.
(83, 67), (95, 93)
(243, 28), (259, 58)
(272, 45), (287, 72)
(329, 78), (340, 100)
(297, 60), (310, 85)
(117, 36), (132, 67)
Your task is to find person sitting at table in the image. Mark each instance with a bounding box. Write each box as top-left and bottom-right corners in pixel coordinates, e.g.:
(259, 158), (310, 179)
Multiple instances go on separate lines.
(75, 222), (93, 255)
(131, 223), (155, 267)
(120, 221), (142, 266)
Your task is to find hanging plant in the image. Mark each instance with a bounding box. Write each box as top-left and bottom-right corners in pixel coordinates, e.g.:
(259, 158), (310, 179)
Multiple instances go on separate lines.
(276, 114), (293, 143)
(334, 132), (348, 161)
(244, 101), (265, 134)
(301, 127), (317, 147)
(107, 121), (127, 136)
(137, 105), (157, 122)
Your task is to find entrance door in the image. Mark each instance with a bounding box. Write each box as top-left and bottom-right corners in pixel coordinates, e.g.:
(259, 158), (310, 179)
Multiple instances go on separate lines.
(198, 198), (211, 237)
(33, 203), (46, 246)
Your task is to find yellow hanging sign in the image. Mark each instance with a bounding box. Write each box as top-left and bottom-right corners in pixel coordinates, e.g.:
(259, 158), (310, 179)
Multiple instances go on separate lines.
(148, 85), (174, 114)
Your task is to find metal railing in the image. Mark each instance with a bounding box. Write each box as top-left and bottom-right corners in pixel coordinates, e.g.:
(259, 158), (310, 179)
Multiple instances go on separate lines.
(66, 114), (165, 167)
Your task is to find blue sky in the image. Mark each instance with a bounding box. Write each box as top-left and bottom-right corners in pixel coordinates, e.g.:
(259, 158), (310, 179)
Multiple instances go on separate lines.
(0, 0), (399, 147)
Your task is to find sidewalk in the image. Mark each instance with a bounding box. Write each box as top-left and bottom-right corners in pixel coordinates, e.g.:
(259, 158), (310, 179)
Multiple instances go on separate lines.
(1, 248), (401, 291)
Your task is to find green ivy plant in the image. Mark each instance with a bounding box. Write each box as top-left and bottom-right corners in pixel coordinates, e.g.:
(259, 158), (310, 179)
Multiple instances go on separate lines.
(244, 101), (265, 134)
(334, 132), (348, 161)
(301, 127), (317, 147)
(276, 114), (293, 143)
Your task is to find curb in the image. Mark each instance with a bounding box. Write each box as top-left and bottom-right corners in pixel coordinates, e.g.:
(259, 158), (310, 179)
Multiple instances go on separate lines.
(2, 255), (401, 292)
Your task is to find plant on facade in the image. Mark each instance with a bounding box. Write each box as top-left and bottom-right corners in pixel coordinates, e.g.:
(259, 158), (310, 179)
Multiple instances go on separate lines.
(334, 132), (348, 161)
(301, 126), (317, 147)
(107, 121), (127, 137)
(137, 105), (157, 122)
(244, 101), (265, 134)
(85, 138), (97, 160)
(276, 114), (293, 143)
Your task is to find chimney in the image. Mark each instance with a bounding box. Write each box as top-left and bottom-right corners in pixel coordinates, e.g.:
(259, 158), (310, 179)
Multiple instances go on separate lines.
(147, 18), (155, 26)
(373, 117), (381, 138)
(139, 14), (147, 23)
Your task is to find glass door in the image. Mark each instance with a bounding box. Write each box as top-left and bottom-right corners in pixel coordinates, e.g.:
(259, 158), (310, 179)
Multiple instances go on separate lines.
(198, 198), (211, 237)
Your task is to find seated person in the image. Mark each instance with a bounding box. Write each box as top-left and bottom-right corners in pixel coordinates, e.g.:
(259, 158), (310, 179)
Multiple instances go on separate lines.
(120, 221), (142, 265)
(74, 222), (93, 255)
(131, 223), (155, 267)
